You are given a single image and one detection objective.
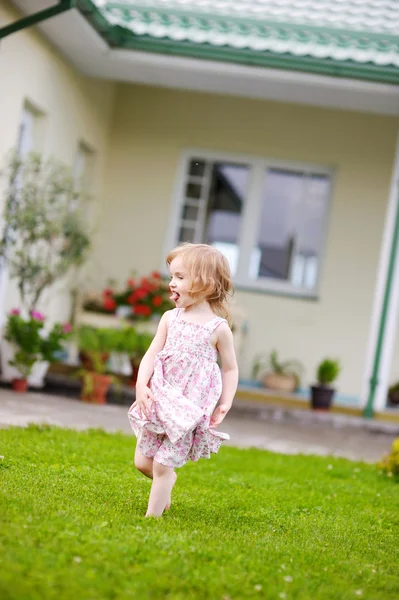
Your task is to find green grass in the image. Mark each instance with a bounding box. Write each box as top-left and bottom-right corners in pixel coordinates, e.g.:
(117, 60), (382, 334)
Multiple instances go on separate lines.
(0, 426), (398, 600)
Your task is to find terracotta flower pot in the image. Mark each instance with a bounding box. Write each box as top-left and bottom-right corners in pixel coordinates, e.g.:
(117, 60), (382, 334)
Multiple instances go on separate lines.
(81, 372), (112, 404)
(11, 378), (28, 393)
(264, 373), (297, 393)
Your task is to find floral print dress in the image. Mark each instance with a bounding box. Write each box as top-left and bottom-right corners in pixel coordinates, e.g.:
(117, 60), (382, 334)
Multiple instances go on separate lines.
(128, 308), (230, 468)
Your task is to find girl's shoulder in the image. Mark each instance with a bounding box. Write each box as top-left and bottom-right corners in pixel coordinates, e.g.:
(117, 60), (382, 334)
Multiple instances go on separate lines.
(157, 309), (177, 329)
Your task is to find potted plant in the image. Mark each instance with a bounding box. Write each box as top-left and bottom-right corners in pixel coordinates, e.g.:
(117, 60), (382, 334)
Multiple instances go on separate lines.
(4, 309), (71, 392)
(78, 362), (114, 405)
(76, 326), (122, 403)
(77, 326), (115, 371)
(0, 151), (91, 384)
(387, 382), (399, 406)
(252, 350), (304, 393)
(82, 271), (173, 321)
(119, 327), (153, 386)
(310, 358), (341, 410)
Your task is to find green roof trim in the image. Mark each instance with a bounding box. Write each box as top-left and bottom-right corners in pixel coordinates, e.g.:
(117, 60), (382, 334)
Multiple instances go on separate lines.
(77, 0), (399, 84)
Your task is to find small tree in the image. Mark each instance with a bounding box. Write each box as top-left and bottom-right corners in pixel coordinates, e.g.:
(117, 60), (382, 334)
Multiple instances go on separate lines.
(0, 151), (91, 312)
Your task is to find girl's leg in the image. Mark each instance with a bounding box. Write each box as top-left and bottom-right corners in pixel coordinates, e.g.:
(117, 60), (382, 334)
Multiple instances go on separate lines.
(134, 446), (154, 479)
(134, 445), (176, 511)
(146, 461), (177, 517)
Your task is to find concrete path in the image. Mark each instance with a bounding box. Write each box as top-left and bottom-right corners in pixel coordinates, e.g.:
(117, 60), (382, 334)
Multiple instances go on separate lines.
(0, 389), (397, 463)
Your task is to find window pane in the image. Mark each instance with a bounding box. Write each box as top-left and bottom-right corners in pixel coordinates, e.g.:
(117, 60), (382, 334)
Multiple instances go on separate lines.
(181, 204), (199, 220)
(189, 159), (206, 177)
(179, 226), (195, 243)
(295, 174), (330, 288)
(252, 169), (330, 289)
(205, 163), (250, 276)
(185, 182), (202, 199)
(17, 108), (34, 157)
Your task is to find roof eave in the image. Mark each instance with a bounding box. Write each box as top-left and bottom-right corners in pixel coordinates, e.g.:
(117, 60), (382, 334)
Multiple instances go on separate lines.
(78, 0), (399, 86)
(113, 34), (399, 86)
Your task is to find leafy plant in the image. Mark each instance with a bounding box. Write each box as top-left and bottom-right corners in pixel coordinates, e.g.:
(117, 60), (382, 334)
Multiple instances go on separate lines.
(252, 350), (304, 386)
(0, 151), (91, 312)
(128, 331), (153, 366)
(4, 309), (71, 378)
(316, 359), (341, 385)
(76, 326), (124, 373)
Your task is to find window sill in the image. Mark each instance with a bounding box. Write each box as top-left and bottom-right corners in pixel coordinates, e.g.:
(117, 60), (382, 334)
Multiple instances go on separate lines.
(233, 281), (319, 301)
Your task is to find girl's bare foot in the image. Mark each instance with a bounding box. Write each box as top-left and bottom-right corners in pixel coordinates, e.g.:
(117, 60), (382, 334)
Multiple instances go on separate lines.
(165, 471), (177, 511)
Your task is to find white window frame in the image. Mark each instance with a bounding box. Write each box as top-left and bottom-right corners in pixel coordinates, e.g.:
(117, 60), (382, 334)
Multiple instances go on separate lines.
(71, 141), (96, 229)
(73, 141), (95, 192)
(17, 107), (35, 156)
(164, 149), (334, 299)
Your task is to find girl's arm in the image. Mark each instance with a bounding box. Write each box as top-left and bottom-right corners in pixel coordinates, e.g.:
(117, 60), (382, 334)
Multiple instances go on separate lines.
(210, 322), (239, 428)
(134, 311), (170, 417)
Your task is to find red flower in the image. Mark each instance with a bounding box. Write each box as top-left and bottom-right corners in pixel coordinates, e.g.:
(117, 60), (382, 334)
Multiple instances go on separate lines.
(127, 293), (137, 305)
(127, 278), (135, 289)
(103, 298), (116, 311)
(103, 288), (114, 297)
(135, 288), (148, 300)
(134, 304), (151, 317)
(140, 278), (156, 293)
(152, 295), (163, 307)
(151, 271), (162, 280)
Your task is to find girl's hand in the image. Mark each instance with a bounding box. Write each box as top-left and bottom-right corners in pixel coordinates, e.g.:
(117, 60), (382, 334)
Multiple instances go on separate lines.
(134, 384), (155, 419)
(209, 404), (230, 428)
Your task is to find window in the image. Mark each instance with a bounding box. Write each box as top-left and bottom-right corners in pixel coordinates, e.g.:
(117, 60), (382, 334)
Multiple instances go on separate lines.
(73, 141), (95, 193)
(176, 159), (250, 276)
(168, 152), (333, 296)
(17, 107), (35, 156)
(16, 101), (43, 157)
(71, 141), (95, 221)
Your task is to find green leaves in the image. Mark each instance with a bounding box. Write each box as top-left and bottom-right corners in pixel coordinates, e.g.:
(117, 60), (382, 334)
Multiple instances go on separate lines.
(4, 312), (71, 376)
(316, 359), (341, 385)
(252, 349), (304, 384)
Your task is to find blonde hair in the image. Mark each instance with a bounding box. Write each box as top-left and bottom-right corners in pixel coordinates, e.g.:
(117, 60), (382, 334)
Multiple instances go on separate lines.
(166, 243), (233, 325)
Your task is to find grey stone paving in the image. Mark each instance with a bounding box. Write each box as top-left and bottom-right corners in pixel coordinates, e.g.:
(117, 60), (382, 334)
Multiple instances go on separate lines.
(0, 389), (397, 463)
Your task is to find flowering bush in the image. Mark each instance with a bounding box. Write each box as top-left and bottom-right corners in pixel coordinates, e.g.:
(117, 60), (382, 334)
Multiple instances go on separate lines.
(378, 438), (399, 478)
(83, 271), (174, 320)
(4, 309), (71, 378)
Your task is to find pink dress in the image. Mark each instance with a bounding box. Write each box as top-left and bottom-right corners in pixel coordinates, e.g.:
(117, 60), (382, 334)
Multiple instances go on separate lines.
(127, 308), (230, 468)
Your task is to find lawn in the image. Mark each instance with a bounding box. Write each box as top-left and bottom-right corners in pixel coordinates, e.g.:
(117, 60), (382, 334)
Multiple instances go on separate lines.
(0, 425), (398, 600)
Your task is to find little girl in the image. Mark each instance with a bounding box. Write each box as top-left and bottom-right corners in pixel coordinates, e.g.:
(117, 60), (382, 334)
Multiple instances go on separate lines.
(128, 243), (239, 517)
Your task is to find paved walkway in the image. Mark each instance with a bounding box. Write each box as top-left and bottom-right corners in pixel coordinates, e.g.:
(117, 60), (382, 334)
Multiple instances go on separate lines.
(0, 389), (397, 463)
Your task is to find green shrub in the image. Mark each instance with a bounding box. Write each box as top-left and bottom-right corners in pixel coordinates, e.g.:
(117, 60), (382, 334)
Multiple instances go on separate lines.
(378, 438), (399, 477)
(76, 326), (122, 354)
(317, 359), (341, 385)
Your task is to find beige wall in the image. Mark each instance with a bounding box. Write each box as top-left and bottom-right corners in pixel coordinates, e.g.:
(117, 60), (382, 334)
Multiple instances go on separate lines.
(95, 83), (398, 397)
(2, 1), (398, 400)
(0, 2), (116, 322)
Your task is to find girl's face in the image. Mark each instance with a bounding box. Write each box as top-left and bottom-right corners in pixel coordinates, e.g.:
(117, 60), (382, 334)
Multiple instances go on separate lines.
(169, 256), (193, 308)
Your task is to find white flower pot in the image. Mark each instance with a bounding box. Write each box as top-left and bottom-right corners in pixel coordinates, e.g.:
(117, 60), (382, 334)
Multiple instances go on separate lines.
(0, 339), (49, 388)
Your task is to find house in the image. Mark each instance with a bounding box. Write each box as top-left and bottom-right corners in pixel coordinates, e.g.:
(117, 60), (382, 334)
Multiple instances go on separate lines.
(1, 0), (399, 416)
